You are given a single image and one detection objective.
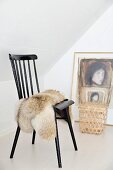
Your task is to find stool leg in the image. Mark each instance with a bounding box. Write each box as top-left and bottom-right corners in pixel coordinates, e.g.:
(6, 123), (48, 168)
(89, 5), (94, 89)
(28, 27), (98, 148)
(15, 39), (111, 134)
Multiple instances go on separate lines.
(54, 111), (62, 168)
(32, 130), (36, 144)
(10, 126), (20, 158)
(66, 108), (78, 151)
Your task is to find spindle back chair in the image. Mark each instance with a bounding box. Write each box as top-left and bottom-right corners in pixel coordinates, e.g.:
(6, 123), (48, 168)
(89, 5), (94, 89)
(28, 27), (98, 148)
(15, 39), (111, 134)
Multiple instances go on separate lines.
(9, 54), (78, 168)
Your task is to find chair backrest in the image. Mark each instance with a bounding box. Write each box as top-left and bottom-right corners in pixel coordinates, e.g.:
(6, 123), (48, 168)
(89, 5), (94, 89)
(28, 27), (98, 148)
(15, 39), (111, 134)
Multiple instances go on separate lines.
(9, 54), (40, 99)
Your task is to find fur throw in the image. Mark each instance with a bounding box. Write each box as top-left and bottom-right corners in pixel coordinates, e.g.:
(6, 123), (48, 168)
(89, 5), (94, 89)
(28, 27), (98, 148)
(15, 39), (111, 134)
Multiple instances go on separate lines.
(16, 90), (68, 140)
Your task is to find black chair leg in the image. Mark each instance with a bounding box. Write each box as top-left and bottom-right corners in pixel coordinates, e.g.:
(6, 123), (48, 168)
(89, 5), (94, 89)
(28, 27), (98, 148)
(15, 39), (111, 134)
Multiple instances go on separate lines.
(54, 112), (62, 168)
(55, 137), (62, 168)
(10, 126), (20, 158)
(32, 130), (36, 144)
(66, 108), (78, 151)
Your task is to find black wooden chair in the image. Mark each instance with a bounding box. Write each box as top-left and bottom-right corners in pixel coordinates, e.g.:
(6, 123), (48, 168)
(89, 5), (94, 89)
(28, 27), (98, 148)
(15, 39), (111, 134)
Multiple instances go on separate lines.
(9, 54), (78, 168)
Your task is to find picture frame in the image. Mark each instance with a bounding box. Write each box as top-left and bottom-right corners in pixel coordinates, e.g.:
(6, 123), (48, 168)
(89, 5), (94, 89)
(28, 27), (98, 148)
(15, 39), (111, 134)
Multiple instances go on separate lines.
(80, 59), (112, 88)
(71, 52), (113, 107)
(79, 87), (109, 104)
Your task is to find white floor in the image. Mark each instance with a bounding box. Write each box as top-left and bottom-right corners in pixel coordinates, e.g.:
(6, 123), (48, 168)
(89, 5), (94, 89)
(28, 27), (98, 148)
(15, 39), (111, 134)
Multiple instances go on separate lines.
(0, 122), (113, 170)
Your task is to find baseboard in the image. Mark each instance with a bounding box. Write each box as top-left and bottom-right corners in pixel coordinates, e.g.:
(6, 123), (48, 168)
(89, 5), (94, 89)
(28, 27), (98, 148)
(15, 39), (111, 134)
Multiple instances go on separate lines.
(0, 127), (15, 137)
(0, 122), (16, 137)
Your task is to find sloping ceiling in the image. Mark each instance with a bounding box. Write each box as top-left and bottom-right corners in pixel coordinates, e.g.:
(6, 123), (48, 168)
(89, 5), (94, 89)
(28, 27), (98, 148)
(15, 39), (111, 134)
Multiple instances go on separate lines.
(0, 0), (113, 81)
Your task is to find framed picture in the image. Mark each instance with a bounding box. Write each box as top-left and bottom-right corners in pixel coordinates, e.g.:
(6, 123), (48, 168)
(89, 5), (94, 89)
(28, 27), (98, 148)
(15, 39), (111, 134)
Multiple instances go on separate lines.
(80, 59), (112, 88)
(88, 91), (104, 102)
(71, 52), (113, 107)
(79, 87), (109, 104)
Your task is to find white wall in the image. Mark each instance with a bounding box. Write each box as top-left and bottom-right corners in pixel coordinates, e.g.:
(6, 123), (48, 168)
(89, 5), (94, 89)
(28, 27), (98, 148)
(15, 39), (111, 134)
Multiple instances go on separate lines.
(44, 5), (113, 124)
(0, 0), (112, 81)
(0, 76), (44, 135)
(0, 81), (17, 135)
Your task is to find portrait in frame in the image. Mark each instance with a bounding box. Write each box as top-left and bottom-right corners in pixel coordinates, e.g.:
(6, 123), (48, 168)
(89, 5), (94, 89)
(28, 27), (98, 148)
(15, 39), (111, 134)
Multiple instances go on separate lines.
(80, 59), (112, 88)
(79, 87), (109, 104)
(71, 52), (113, 107)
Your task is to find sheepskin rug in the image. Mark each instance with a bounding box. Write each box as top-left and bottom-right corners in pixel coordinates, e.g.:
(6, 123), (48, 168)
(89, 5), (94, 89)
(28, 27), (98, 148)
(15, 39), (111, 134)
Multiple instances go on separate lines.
(16, 89), (71, 140)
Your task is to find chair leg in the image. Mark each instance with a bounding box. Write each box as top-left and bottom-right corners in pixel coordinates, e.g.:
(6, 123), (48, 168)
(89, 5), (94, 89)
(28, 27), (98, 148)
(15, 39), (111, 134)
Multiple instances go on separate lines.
(66, 108), (78, 151)
(54, 111), (62, 168)
(10, 126), (20, 158)
(55, 137), (62, 168)
(32, 130), (36, 144)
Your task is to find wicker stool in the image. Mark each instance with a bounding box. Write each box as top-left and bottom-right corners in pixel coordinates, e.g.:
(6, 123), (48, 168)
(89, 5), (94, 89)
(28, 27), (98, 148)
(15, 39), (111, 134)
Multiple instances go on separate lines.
(79, 103), (108, 134)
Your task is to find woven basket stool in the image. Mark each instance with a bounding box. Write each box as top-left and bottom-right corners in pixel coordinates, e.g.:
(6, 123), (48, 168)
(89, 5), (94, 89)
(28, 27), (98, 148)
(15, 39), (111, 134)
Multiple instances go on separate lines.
(79, 103), (108, 134)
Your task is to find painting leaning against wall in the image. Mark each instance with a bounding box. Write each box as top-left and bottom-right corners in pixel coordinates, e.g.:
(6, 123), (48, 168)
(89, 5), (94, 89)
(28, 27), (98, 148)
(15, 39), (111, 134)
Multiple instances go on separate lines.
(71, 53), (113, 106)
(79, 59), (113, 104)
(71, 52), (113, 123)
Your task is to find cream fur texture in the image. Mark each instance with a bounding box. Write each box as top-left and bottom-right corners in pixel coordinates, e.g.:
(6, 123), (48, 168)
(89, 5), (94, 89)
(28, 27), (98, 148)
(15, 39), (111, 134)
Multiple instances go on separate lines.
(16, 89), (72, 140)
